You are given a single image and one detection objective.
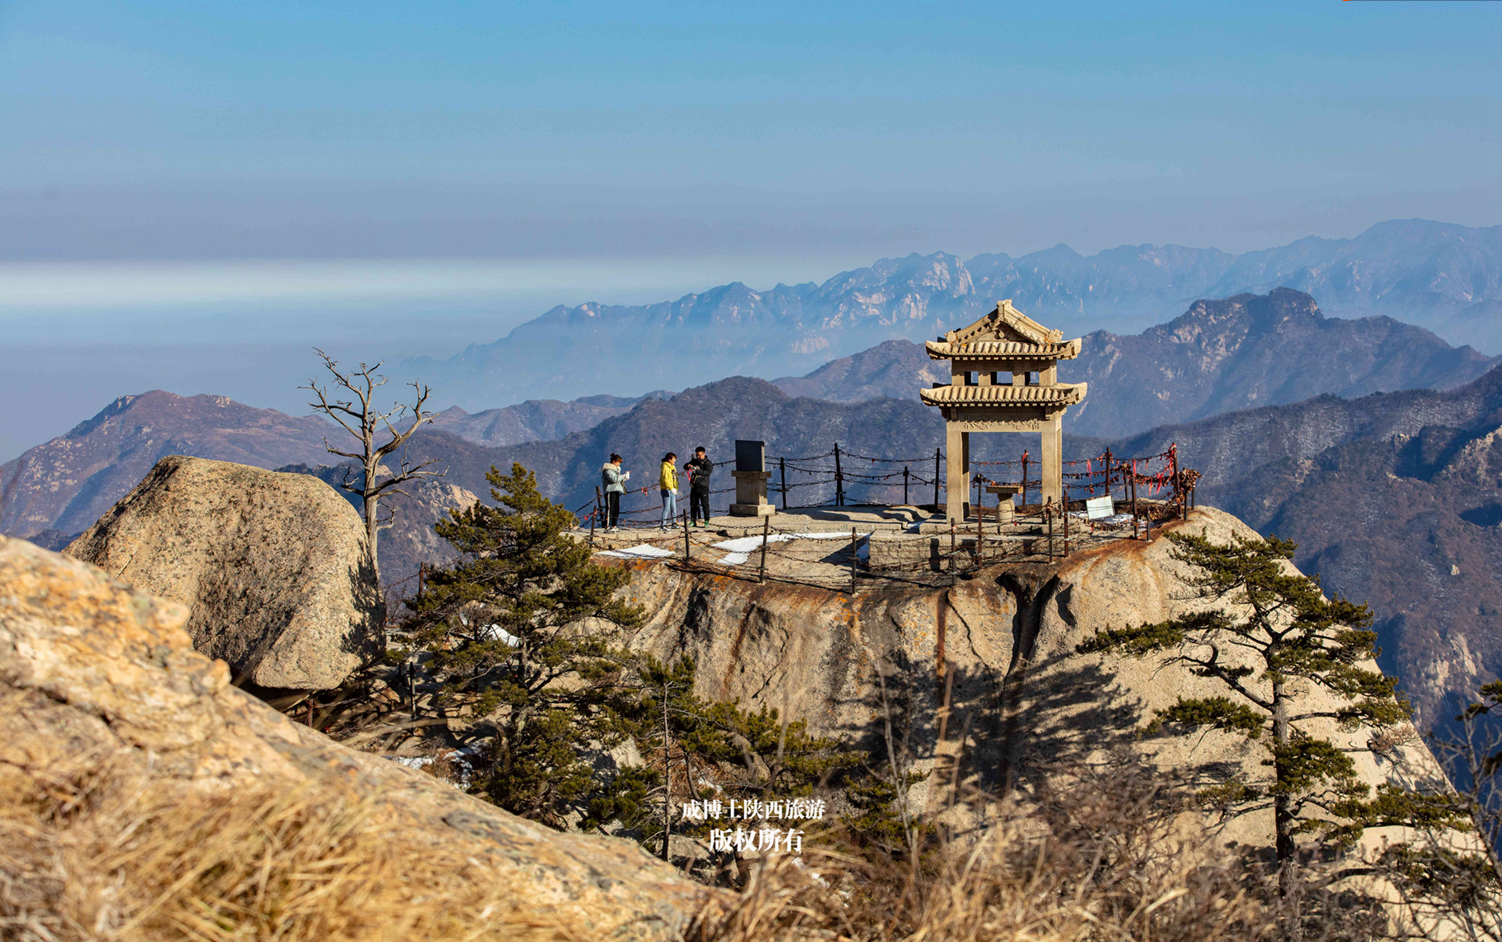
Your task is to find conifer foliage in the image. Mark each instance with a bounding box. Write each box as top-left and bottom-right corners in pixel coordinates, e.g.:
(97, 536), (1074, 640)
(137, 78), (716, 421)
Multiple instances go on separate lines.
(406, 462), (644, 827)
(1078, 530), (1465, 894)
(403, 462), (853, 854)
(611, 654), (852, 864)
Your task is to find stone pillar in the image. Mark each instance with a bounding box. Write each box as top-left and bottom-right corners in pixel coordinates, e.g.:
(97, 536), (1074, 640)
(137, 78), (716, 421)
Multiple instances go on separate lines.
(962, 431), (971, 519)
(1040, 413), (1063, 506)
(730, 471), (775, 517)
(945, 422), (967, 521)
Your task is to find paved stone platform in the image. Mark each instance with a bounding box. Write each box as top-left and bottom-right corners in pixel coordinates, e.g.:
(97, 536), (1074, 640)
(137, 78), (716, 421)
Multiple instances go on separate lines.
(573, 500), (1169, 578)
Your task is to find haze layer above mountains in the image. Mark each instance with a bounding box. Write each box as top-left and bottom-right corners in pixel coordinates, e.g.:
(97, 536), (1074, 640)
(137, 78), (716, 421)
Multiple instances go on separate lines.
(400, 218), (1502, 409)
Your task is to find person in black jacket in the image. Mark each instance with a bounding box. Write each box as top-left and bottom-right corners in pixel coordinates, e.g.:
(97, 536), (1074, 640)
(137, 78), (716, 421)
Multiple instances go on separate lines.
(684, 447), (714, 526)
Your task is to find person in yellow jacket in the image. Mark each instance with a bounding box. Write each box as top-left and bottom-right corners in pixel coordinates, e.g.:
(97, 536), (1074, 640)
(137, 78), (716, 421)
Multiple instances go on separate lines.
(659, 452), (679, 530)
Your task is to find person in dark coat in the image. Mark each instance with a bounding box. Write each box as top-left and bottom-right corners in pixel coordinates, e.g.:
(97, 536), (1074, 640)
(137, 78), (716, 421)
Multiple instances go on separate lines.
(684, 446), (714, 526)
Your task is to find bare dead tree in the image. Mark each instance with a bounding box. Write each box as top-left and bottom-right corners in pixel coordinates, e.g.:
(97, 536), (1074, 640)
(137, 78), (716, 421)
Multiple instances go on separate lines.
(1376, 689), (1502, 941)
(302, 349), (442, 575)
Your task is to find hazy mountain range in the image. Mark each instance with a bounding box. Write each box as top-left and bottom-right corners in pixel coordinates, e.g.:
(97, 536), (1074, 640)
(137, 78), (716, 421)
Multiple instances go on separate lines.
(7, 277), (1502, 728)
(9, 288), (1490, 539)
(775, 288), (1498, 439)
(399, 219), (1502, 408)
(426, 391), (669, 447)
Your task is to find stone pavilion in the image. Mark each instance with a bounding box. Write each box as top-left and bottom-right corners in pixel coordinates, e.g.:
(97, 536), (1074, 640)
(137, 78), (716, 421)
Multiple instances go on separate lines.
(920, 300), (1087, 521)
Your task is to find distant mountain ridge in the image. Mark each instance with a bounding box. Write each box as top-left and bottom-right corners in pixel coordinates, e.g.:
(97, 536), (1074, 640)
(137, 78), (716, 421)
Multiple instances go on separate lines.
(426, 391), (669, 447)
(401, 219), (1502, 409)
(0, 392), (335, 537)
(774, 289), (1498, 439)
(6, 286), (1494, 542)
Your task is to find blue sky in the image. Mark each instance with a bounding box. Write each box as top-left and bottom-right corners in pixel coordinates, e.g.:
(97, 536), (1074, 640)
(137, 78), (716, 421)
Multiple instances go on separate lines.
(3, 1), (1500, 260)
(1, 1), (1500, 460)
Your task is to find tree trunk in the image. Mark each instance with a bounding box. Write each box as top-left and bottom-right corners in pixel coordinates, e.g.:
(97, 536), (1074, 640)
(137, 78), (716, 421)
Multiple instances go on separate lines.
(1272, 674), (1301, 935)
(365, 494), (381, 571)
(661, 684), (672, 861)
(364, 458), (381, 574)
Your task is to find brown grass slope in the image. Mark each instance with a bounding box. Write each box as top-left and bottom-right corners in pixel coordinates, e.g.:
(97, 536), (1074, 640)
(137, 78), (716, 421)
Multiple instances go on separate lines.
(0, 535), (719, 941)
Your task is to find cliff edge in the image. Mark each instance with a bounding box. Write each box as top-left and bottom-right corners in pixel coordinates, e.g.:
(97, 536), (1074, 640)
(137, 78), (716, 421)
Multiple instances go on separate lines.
(616, 506), (1447, 848)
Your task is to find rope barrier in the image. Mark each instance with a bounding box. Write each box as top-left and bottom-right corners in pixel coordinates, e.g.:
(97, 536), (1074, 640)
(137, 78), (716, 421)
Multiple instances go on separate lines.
(578, 443), (1185, 524)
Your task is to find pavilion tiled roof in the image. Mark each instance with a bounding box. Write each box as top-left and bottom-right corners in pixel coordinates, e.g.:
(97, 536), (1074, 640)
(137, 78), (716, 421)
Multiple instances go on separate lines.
(924, 338), (1082, 361)
(920, 382), (1087, 407)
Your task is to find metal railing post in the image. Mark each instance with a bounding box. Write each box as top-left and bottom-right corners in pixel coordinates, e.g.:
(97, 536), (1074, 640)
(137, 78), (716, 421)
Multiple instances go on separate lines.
(933, 447), (941, 511)
(849, 527), (858, 594)
(758, 516), (770, 584)
(834, 442), (844, 506)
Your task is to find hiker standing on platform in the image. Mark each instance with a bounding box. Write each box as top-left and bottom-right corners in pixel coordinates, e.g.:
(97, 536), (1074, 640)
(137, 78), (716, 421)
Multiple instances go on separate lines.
(601, 453), (627, 531)
(684, 446), (714, 527)
(659, 452), (679, 529)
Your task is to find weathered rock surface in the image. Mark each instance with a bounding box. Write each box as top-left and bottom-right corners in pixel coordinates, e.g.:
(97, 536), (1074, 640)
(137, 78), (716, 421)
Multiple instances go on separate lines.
(615, 506), (1447, 847)
(0, 535), (717, 940)
(65, 455), (383, 690)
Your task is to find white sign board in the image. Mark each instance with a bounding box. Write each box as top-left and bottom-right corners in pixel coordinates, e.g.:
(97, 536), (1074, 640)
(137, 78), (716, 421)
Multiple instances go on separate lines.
(1085, 496), (1115, 520)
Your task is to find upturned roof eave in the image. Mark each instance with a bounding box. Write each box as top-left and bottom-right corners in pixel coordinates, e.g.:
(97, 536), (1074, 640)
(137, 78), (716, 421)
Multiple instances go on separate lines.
(918, 381), (1088, 407)
(924, 338), (1083, 361)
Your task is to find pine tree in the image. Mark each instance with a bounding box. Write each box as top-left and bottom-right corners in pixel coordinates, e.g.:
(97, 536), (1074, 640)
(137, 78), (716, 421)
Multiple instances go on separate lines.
(616, 654), (854, 865)
(1078, 530), (1467, 899)
(406, 462), (644, 827)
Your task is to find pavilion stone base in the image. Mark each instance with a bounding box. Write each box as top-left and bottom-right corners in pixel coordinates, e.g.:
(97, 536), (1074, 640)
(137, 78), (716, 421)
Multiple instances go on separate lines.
(868, 532), (947, 570)
(868, 531), (1048, 572)
(729, 502), (777, 517)
(730, 470), (777, 518)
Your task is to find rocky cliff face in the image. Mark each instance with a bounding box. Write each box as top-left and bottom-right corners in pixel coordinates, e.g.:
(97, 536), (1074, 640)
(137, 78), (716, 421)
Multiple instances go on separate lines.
(612, 507), (1445, 846)
(0, 534), (717, 939)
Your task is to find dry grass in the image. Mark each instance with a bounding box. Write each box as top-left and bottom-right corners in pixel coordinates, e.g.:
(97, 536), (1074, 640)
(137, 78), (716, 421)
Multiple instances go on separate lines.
(0, 747), (563, 942)
(0, 719), (1402, 942)
(686, 761), (1388, 942)
(689, 837), (1268, 942)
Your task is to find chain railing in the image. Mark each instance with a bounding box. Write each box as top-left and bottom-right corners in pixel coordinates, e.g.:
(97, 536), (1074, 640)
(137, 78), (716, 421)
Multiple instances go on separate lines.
(577, 443), (1199, 591)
